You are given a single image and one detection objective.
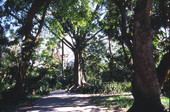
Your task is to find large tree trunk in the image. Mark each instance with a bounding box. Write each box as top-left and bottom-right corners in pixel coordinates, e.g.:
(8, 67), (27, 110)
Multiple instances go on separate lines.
(69, 48), (86, 92)
(75, 50), (86, 86)
(128, 0), (166, 112)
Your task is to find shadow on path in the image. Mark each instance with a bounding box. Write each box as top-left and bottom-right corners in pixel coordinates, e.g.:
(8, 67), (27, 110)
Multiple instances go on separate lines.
(22, 90), (111, 112)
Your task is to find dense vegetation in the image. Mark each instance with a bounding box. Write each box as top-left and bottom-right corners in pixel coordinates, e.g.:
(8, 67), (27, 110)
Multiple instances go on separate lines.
(0, 0), (169, 111)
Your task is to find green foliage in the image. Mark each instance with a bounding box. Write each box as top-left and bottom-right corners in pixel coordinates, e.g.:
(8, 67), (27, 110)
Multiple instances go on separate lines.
(82, 76), (132, 94)
(102, 82), (131, 94)
(161, 97), (170, 110)
(25, 66), (63, 95)
(62, 67), (74, 89)
(153, 30), (169, 66)
(0, 47), (19, 97)
(0, 0), (169, 111)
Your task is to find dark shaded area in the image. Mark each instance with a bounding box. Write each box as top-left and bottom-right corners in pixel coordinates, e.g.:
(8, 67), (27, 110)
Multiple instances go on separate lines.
(0, 95), (40, 112)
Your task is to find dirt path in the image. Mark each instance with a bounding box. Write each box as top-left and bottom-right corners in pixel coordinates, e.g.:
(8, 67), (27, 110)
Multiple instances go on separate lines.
(21, 90), (115, 112)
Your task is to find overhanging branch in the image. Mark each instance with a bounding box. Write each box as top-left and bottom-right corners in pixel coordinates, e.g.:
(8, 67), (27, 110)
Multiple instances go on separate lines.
(86, 28), (103, 42)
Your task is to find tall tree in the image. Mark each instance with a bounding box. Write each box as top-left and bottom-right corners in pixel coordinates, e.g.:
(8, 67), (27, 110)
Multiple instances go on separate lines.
(3, 0), (51, 99)
(102, 0), (134, 81)
(128, 0), (166, 112)
(47, 0), (103, 92)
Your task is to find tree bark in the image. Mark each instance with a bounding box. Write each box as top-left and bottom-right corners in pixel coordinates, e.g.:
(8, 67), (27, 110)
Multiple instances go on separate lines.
(157, 52), (170, 87)
(128, 0), (166, 112)
(69, 48), (86, 92)
(108, 38), (114, 81)
(68, 37), (87, 92)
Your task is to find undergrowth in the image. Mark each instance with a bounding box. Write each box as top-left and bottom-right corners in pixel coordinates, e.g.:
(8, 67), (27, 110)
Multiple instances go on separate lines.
(92, 95), (170, 111)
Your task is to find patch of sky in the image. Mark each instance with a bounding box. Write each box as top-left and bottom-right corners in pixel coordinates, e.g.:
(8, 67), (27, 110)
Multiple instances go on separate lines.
(0, 0), (6, 6)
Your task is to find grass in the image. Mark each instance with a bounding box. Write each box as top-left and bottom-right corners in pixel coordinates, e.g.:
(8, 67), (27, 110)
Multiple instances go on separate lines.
(92, 94), (133, 111)
(92, 94), (169, 111)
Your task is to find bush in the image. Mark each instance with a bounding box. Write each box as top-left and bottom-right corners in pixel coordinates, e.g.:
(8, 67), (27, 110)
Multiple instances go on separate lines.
(102, 82), (131, 94)
(80, 79), (132, 94)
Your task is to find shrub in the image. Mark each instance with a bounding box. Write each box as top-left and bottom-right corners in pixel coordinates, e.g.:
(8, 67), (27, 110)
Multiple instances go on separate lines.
(102, 82), (131, 94)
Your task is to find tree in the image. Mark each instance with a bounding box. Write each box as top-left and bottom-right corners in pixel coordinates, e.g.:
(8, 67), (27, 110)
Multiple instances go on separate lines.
(2, 0), (51, 99)
(47, 0), (104, 92)
(105, 0), (169, 92)
(128, 0), (167, 112)
(102, 0), (134, 81)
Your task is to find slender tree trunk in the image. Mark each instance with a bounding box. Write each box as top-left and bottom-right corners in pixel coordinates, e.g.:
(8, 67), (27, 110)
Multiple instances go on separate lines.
(128, 0), (166, 112)
(108, 38), (114, 81)
(62, 39), (64, 79)
(74, 49), (80, 86)
(15, 63), (27, 97)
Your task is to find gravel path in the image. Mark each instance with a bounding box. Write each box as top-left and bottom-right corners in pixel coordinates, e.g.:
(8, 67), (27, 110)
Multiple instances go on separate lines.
(22, 90), (114, 112)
